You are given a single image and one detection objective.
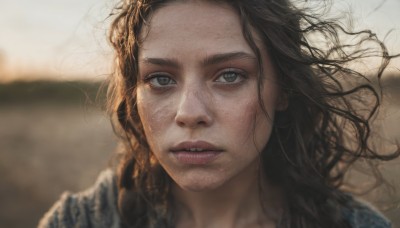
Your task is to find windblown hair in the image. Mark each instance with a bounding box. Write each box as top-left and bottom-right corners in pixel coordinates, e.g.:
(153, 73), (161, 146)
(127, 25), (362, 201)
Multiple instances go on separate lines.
(107, 0), (399, 227)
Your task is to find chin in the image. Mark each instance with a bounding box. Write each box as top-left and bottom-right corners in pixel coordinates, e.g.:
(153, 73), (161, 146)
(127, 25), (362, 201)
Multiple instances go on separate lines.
(179, 183), (219, 192)
(174, 173), (226, 192)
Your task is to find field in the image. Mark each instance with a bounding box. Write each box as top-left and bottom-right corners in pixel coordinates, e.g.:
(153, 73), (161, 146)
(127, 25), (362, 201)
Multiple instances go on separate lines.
(0, 81), (117, 227)
(0, 80), (399, 227)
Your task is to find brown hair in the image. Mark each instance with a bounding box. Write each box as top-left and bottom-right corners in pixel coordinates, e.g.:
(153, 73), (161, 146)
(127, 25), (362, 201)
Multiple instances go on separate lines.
(107, 0), (399, 227)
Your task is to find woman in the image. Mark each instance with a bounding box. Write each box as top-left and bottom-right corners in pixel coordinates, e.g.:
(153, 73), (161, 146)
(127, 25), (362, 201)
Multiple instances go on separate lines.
(39, 0), (399, 227)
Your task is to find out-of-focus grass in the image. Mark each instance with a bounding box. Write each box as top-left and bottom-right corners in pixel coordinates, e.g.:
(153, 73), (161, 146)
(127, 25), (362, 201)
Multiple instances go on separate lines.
(0, 80), (106, 106)
(0, 80), (114, 228)
(381, 75), (400, 106)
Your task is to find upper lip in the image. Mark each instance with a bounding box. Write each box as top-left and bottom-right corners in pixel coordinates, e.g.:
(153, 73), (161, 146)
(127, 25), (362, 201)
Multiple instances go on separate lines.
(170, 141), (223, 152)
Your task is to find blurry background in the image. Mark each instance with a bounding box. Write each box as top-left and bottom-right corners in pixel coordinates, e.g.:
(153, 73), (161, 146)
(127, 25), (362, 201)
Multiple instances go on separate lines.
(0, 0), (399, 227)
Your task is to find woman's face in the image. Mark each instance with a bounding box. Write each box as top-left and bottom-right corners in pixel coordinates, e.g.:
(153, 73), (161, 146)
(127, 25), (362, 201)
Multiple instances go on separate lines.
(137, 1), (283, 191)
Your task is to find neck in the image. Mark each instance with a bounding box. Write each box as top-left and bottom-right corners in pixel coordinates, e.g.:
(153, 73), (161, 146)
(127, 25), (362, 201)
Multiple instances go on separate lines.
(172, 165), (282, 228)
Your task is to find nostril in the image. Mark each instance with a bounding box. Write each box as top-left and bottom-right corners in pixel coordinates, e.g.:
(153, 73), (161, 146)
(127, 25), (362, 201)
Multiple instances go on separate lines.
(174, 90), (213, 128)
(197, 120), (207, 125)
(175, 114), (210, 128)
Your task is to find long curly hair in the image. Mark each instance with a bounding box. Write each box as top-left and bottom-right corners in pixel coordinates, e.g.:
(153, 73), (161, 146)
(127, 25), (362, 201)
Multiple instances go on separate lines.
(106, 0), (399, 227)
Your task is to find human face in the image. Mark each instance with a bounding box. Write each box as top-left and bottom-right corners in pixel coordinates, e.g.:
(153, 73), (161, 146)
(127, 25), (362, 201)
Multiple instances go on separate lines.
(136, 1), (282, 192)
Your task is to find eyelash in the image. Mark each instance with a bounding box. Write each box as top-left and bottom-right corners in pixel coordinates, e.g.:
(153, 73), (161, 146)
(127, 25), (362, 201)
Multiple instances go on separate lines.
(214, 69), (247, 84)
(143, 73), (177, 88)
(143, 68), (247, 89)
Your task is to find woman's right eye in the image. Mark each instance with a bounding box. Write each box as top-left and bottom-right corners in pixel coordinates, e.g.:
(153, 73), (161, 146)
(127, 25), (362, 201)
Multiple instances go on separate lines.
(146, 74), (176, 88)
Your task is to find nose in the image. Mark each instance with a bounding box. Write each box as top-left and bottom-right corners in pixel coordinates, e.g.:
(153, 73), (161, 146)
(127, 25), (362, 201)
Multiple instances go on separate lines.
(175, 88), (213, 128)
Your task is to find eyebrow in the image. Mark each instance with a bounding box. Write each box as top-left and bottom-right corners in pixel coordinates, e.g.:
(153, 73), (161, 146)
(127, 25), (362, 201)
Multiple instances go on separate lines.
(140, 51), (256, 69)
(202, 51), (256, 66)
(141, 57), (180, 68)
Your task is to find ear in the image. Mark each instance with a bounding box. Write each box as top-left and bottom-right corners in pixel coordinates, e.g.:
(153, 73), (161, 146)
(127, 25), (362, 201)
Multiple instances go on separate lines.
(276, 91), (288, 111)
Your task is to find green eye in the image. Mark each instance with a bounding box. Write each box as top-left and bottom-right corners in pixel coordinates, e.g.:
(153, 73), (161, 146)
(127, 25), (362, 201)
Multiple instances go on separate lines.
(222, 72), (238, 82)
(147, 74), (176, 87)
(215, 70), (245, 84)
(155, 76), (172, 85)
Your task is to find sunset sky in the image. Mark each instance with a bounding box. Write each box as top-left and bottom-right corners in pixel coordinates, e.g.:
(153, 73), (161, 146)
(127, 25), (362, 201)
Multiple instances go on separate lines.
(1, 0), (399, 82)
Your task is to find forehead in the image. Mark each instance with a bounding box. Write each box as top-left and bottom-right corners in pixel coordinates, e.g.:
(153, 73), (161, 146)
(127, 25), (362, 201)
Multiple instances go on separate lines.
(139, 1), (256, 58)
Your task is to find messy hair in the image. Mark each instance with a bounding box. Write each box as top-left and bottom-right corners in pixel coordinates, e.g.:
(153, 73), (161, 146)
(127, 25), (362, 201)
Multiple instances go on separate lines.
(107, 0), (399, 227)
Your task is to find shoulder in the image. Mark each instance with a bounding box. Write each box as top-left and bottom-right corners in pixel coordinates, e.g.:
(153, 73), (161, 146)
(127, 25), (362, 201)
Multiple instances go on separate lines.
(344, 196), (391, 228)
(38, 169), (121, 228)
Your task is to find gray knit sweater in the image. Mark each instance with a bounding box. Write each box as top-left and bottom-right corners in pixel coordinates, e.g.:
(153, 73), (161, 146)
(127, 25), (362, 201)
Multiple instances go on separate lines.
(38, 169), (392, 228)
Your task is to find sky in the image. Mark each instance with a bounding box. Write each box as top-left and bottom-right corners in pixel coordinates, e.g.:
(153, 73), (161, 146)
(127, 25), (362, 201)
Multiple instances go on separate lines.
(0, 0), (113, 82)
(0, 0), (399, 82)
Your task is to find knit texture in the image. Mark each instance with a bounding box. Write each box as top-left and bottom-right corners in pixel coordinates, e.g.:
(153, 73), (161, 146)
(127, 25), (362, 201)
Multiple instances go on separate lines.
(344, 199), (392, 228)
(38, 169), (120, 228)
(38, 169), (392, 228)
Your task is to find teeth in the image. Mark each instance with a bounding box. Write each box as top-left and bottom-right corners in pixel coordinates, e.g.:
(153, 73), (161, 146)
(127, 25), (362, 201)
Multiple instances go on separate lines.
(187, 148), (203, 152)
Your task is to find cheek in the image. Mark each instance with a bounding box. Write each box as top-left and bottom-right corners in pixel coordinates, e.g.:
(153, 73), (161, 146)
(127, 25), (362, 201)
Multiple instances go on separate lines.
(253, 109), (274, 150)
(217, 96), (260, 145)
(136, 90), (174, 150)
(220, 88), (277, 151)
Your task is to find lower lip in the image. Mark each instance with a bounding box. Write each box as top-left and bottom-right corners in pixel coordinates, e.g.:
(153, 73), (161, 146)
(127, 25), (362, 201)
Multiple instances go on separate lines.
(172, 151), (221, 165)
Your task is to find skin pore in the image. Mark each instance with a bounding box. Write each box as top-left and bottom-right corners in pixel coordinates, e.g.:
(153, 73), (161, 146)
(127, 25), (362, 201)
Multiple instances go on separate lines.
(136, 1), (286, 227)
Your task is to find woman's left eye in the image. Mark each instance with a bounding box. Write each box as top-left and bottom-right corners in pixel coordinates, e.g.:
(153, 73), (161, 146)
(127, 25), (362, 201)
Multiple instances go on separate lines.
(215, 70), (245, 84)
